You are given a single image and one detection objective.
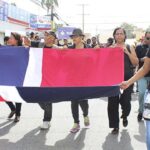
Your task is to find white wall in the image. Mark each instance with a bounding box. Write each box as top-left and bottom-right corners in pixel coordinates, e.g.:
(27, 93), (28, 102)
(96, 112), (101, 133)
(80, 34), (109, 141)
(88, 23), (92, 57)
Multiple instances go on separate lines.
(0, 21), (26, 35)
(0, 32), (5, 45)
(9, 0), (46, 16)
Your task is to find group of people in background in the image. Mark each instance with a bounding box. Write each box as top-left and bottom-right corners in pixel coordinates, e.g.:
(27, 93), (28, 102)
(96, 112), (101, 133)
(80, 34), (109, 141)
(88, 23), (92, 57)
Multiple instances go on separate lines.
(0, 27), (150, 150)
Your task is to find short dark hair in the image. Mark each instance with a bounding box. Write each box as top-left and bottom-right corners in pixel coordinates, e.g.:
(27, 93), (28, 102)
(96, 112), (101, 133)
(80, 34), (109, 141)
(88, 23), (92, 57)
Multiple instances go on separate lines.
(11, 32), (23, 46)
(4, 36), (9, 42)
(107, 37), (114, 44)
(47, 31), (57, 39)
(92, 36), (97, 40)
(145, 31), (150, 36)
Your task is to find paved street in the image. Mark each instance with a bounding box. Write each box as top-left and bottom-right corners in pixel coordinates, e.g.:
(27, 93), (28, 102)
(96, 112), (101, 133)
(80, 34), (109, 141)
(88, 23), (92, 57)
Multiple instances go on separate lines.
(0, 93), (147, 150)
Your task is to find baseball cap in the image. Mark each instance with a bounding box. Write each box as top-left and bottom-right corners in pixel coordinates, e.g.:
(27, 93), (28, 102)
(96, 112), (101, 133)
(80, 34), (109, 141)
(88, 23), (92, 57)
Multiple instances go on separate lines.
(70, 28), (84, 37)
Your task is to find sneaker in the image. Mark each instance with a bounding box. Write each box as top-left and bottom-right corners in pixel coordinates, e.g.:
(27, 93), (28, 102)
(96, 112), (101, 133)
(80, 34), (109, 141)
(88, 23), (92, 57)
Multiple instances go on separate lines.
(8, 111), (16, 119)
(137, 113), (143, 122)
(111, 128), (119, 134)
(40, 121), (50, 130)
(123, 117), (128, 127)
(14, 116), (20, 123)
(120, 114), (123, 119)
(84, 116), (90, 126)
(70, 123), (80, 133)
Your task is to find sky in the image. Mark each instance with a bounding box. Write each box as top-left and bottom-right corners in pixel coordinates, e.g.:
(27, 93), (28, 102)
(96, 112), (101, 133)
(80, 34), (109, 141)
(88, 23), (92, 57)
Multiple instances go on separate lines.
(56, 0), (150, 34)
(9, 0), (150, 35)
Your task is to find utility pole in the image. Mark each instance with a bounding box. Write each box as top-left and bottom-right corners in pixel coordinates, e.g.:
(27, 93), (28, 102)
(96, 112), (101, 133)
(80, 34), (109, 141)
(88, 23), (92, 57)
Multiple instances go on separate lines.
(78, 4), (88, 33)
(51, 5), (54, 31)
(82, 4), (85, 32)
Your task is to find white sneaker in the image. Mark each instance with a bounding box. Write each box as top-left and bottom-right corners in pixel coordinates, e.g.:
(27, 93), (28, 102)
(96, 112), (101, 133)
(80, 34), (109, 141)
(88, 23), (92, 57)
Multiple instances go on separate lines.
(40, 121), (50, 130)
(84, 116), (90, 126)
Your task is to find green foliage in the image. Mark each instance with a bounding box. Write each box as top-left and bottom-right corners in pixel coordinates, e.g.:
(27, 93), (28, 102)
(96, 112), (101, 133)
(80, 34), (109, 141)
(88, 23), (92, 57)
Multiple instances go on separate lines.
(120, 22), (137, 39)
(41, 0), (59, 30)
(41, 0), (58, 14)
(146, 26), (150, 32)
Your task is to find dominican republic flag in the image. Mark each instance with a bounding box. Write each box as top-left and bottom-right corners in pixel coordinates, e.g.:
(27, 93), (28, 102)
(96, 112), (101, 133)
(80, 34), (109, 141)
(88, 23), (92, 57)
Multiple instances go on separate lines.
(0, 46), (124, 103)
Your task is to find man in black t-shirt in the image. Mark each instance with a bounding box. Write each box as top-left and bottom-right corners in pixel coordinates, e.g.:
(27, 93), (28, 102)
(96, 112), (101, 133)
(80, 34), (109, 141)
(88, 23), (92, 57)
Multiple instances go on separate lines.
(38, 31), (58, 130)
(91, 36), (98, 48)
(135, 31), (150, 121)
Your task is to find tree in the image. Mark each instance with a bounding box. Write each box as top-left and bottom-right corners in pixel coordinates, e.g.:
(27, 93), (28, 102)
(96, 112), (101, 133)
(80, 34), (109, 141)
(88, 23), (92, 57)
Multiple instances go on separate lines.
(120, 23), (137, 39)
(41, 0), (58, 15)
(146, 26), (150, 31)
(41, 0), (59, 30)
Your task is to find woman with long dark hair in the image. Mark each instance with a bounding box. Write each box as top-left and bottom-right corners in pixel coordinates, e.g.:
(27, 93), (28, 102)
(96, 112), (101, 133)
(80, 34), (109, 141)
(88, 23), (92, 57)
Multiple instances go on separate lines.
(108, 27), (139, 134)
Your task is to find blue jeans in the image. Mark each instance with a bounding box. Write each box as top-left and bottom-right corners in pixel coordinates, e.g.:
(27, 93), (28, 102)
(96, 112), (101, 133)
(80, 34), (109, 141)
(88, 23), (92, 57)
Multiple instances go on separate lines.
(146, 121), (150, 150)
(138, 77), (150, 113)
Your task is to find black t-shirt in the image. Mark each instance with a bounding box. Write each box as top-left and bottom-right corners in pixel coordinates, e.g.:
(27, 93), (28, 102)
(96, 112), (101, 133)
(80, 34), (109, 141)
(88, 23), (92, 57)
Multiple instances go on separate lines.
(68, 43), (89, 49)
(124, 52), (134, 80)
(135, 44), (149, 68)
(146, 47), (150, 89)
(31, 41), (40, 47)
(136, 44), (150, 77)
(44, 45), (53, 48)
(91, 43), (98, 48)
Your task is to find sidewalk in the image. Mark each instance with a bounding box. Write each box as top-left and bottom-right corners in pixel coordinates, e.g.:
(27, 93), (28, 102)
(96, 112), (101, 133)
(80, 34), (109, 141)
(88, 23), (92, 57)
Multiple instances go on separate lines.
(0, 93), (147, 150)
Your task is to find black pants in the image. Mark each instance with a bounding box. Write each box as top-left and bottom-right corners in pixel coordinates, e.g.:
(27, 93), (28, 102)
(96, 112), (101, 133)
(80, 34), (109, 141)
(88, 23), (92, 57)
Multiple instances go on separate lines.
(108, 85), (133, 128)
(39, 103), (52, 122)
(6, 102), (22, 116)
(71, 100), (89, 124)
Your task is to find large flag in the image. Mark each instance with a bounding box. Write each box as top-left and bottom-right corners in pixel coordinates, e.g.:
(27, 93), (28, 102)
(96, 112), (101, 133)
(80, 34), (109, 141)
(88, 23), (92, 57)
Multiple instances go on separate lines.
(0, 46), (124, 103)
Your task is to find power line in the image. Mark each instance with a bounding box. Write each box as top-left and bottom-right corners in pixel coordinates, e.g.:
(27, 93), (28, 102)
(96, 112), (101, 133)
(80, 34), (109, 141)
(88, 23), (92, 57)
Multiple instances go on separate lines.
(67, 21), (150, 25)
(78, 4), (89, 32)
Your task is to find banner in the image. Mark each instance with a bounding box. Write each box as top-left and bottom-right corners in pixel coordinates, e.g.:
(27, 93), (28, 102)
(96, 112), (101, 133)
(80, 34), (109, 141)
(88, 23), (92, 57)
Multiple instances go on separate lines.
(57, 27), (75, 39)
(0, 0), (8, 21)
(0, 47), (124, 102)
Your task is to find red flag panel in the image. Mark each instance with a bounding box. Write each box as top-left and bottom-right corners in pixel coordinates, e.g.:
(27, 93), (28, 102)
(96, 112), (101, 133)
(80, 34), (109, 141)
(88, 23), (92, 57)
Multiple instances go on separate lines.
(41, 48), (124, 87)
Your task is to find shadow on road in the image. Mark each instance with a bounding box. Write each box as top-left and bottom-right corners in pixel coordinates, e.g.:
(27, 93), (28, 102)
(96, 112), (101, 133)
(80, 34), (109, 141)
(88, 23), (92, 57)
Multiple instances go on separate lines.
(0, 120), (16, 136)
(102, 129), (134, 150)
(134, 121), (146, 143)
(0, 127), (87, 150)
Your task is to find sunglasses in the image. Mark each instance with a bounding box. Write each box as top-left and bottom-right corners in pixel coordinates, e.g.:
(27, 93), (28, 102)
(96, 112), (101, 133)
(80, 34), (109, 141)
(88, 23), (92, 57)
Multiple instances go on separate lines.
(146, 37), (150, 40)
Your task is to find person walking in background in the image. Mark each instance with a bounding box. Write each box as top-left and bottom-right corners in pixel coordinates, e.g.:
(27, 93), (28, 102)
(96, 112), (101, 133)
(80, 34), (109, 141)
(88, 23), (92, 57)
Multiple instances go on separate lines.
(135, 31), (150, 121)
(108, 27), (139, 134)
(6, 32), (23, 122)
(69, 28), (90, 133)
